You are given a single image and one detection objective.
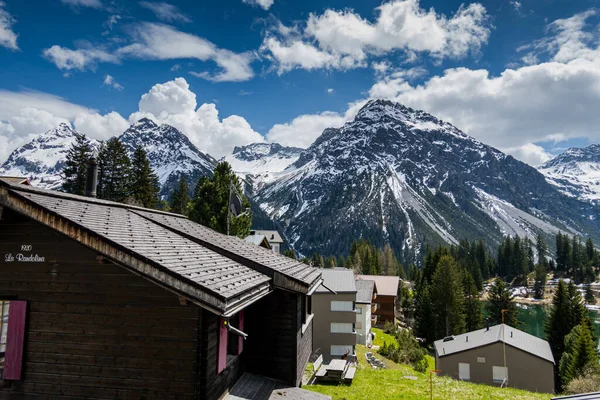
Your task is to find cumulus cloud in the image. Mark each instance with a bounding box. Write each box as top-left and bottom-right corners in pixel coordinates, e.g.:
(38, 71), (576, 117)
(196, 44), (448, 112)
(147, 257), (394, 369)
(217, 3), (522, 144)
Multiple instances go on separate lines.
(0, 2), (18, 50)
(505, 143), (552, 166)
(43, 23), (254, 82)
(129, 78), (264, 157)
(0, 89), (129, 161)
(261, 0), (490, 73)
(61, 0), (103, 9)
(266, 111), (349, 148)
(139, 2), (191, 23)
(103, 74), (123, 90)
(242, 0), (274, 11)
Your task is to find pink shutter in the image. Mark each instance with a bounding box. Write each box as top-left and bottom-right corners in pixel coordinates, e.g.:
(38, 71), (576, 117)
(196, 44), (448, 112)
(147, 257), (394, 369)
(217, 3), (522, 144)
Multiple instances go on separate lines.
(217, 318), (227, 374)
(237, 311), (244, 355)
(4, 301), (27, 380)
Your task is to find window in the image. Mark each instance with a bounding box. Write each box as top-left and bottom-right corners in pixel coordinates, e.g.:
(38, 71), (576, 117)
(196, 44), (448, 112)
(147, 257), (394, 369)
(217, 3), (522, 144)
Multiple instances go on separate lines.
(458, 363), (470, 381)
(356, 321), (362, 329)
(331, 301), (353, 312)
(301, 295), (312, 324)
(356, 307), (362, 314)
(331, 345), (354, 356)
(218, 311), (245, 375)
(493, 366), (508, 384)
(0, 301), (9, 375)
(331, 323), (354, 333)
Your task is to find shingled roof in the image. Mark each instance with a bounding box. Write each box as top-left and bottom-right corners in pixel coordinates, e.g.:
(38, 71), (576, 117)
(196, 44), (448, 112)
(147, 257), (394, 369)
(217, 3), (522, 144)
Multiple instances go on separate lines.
(0, 179), (321, 314)
(434, 324), (555, 364)
(315, 268), (356, 294)
(355, 280), (375, 304)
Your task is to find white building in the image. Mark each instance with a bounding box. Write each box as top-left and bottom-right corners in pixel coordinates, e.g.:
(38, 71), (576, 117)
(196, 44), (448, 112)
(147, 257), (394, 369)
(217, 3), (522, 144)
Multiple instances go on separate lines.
(355, 279), (376, 346)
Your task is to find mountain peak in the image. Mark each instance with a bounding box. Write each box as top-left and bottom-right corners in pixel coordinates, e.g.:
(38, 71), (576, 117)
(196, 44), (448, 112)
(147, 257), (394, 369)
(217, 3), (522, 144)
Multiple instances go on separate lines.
(128, 117), (159, 132)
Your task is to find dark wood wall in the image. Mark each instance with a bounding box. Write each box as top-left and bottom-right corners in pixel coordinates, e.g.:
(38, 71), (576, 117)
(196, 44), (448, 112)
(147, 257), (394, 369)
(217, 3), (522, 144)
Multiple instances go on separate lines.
(244, 289), (298, 385)
(295, 294), (312, 387)
(374, 295), (396, 324)
(0, 208), (211, 399)
(198, 310), (243, 400)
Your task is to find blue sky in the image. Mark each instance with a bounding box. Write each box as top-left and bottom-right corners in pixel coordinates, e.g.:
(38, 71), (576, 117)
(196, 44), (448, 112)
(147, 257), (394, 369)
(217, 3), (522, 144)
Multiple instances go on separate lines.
(0, 0), (599, 164)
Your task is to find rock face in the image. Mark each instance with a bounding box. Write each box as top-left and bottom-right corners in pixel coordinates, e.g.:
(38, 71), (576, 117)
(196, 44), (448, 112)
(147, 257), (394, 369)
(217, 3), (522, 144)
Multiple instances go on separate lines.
(221, 142), (303, 195)
(0, 123), (99, 189)
(254, 100), (600, 260)
(539, 144), (600, 205)
(118, 118), (216, 197)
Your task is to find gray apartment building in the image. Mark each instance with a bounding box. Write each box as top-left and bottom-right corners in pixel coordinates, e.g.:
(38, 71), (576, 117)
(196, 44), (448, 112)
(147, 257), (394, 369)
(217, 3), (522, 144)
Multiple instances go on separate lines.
(313, 269), (357, 361)
(434, 324), (555, 393)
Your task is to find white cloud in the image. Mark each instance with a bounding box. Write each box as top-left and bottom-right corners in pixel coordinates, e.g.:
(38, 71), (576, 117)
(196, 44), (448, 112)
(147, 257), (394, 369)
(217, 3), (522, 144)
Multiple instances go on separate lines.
(0, 2), (18, 50)
(327, 88), (334, 94)
(510, 1), (522, 12)
(139, 2), (191, 23)
(43, 45), (119, 71)
(171, 63), (181, 71)
(266, 111), (347, 148)
(130, 78), (264, 157)
(505, 143), (552, 166)
(44, 23), (254, 82)
(61, 0), (103, 9)
(103, 74), (123, 90)
(242, 0), (274, 11)
(118, 23), (254, 82)
(261, 0), (490, 73)
(0, 89), (129, 162)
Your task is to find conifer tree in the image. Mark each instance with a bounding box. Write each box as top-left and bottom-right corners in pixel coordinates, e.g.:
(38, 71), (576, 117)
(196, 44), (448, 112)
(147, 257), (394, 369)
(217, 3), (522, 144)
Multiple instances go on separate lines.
(189, 162), (251, 237)
(585, 283), (595, 305)
(169, 175), (190, 215)
(97, 138), (132, 202)
(62, 132), (94, 195)
(414, 283), (436, 345)
(130, 146), (160, 208)
(559, 323), (599, 389)
(533, 263), (547, 300)
(462, 270), (482, 332)
(485, 278), (518, 326)
(545, 279), (586, 390)
(431, 255), (465, 338)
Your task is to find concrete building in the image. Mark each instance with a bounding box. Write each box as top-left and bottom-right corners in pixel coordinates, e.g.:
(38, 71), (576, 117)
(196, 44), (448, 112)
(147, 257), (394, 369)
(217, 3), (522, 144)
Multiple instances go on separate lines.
(355, 280), (376, 345)
(356, 275), (399, 325)
(313, 269), (357, 361)
(434, 324), (555, 393)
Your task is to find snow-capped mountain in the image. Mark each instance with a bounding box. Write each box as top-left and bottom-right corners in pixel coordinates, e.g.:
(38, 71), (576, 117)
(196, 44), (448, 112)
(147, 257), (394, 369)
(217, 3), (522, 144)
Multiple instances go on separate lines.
(255, 100), (600, 259)
(119, 118), (216, 197)
(221, 143), (303, 194)
(0, 123), (99, 189)
(539, 144), (600, 205)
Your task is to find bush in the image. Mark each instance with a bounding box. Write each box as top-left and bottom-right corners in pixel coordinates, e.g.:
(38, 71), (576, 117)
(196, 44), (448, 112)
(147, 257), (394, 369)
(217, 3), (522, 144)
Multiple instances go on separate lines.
(377, 328), (427, 373)
(565, 366), (600, 395)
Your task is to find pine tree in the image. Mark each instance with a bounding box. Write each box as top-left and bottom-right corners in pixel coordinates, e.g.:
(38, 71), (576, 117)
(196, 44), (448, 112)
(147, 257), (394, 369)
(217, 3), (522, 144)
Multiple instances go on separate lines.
(485, 278), (518, 326)
(430, 255), (465, 338)
(414, 283), (436, 345)
(62, 132), (94, 195)
(533, 263), (547, 300)
(130, 146), (160, 208)
(462, 270), (482, 332)
(97, 138), (132, 202)
(585, 283), (595, 305)
(170, 175), (190, 215)
(545, 279), (586, 389)
(283, 249), (297, 260)
(189, 162), (251, 238)
(559, 323), (599, 389)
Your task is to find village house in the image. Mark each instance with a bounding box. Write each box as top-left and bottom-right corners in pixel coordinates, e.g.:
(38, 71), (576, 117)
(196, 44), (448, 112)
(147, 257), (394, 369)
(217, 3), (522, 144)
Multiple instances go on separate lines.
(0, 177), (323, 400)
(356, 275), (399, 325)
(249, 230), (284, 254)
(312, 269), (357, 362)
(434, 324), (555, 393)
(354, 280), (376, 346)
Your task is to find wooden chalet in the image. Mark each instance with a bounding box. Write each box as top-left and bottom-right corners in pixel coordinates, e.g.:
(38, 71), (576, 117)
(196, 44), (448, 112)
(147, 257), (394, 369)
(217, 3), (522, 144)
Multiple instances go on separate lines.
(0, 178), (322, 399)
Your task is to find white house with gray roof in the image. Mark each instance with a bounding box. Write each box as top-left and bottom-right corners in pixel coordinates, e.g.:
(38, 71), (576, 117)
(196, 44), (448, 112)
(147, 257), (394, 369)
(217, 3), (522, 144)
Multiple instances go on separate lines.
(434, 324), (555, 393)
(355, 280), (376, 345)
